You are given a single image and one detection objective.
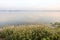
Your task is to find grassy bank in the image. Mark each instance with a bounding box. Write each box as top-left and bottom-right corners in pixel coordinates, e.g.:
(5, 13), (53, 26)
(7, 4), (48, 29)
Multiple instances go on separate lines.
(0, 24), (60, 40)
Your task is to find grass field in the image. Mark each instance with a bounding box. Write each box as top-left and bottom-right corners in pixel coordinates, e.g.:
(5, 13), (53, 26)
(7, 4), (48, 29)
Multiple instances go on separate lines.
(0, 24), (60, 40)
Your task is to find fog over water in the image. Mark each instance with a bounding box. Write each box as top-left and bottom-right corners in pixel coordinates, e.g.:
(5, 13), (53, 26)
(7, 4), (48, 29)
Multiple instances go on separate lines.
(0, 11), (60, 26)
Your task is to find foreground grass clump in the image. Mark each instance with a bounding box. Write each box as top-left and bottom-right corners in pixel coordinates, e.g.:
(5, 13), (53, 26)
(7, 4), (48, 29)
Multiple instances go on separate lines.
(0, 24), (60, 40)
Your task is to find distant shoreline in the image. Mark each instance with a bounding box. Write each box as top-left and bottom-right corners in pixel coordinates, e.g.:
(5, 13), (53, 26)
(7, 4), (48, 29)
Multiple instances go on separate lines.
(0, 10), (60, 12)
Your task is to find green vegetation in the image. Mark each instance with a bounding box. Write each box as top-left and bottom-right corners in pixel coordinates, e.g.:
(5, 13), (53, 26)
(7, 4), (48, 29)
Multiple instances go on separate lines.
(0, 24), (60, 40)
(52, 22), (60, 28)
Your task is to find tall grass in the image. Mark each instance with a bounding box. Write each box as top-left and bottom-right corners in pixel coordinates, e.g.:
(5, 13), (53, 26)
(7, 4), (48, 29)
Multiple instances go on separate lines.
(0, 24), (60, 40)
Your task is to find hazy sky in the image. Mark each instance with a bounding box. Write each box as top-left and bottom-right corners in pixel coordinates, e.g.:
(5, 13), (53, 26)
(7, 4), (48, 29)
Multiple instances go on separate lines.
(0, 0), (60, 10)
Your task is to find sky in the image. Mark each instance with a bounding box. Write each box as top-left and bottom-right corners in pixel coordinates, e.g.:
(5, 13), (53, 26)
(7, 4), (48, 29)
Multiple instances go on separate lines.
(0, 0), (60, 10)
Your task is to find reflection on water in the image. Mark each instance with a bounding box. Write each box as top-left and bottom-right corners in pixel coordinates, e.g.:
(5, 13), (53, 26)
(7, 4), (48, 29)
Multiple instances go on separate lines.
(0, 11), (60, 26)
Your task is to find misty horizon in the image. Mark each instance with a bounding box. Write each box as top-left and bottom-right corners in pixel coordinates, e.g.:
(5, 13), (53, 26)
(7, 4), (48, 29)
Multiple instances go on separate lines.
(0, 0), (60, 26)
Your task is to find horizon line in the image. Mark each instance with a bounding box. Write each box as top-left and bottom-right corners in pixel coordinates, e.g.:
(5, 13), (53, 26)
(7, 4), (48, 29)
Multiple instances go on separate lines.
(0, 10), (60, 12)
